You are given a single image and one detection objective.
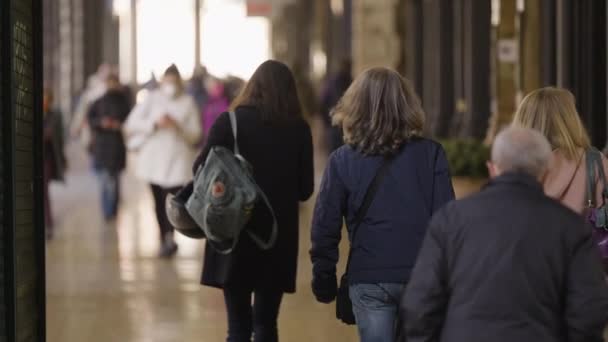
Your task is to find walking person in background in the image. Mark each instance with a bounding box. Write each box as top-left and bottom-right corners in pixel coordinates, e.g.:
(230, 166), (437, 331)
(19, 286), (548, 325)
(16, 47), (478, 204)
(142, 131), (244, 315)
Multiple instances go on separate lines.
(400, 127), (608, 342)
(87, 73), (132, 222)
(201, 76), (229, 142)
(43, 88), (67, 239)
(310, 67), (455, 342)
(187, 64), (209, 113)
(125, 64), (201, 258)
(193, 60), (314, 342)
(319, 59), (352, 153)
(70, 64), (110, 148)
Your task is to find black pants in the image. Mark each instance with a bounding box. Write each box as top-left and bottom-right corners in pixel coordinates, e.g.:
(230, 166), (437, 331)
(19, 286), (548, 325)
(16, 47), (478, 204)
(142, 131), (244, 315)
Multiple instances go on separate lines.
(149, 184), (181, 242)
(223, 287), (284, 342)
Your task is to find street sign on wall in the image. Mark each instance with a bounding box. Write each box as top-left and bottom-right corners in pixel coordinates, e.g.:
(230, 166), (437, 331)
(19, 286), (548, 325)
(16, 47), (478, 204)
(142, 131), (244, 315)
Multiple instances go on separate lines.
(246, 0), (296, 17)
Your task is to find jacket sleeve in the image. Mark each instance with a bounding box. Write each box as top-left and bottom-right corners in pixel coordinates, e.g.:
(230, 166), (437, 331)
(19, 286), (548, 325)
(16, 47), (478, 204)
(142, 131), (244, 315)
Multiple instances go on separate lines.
(124, 97), (155, 135)
(565, 229), (608, 342)
(432, 145), (455, 212)
(310, 154), (347, 303)
(401, 209), (450, 342)
(175, 98), (202, 145)
(192, 112), (233, 174)
(119, 96), (131, 123)
(299, 122), (314, 201)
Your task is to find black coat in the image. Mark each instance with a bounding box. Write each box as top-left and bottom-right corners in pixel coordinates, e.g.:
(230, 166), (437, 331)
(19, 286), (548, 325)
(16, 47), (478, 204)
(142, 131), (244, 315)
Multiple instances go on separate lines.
(400, 173), (608, 342)
(193, 106), (314, 293)
(88, 90), (131, 173)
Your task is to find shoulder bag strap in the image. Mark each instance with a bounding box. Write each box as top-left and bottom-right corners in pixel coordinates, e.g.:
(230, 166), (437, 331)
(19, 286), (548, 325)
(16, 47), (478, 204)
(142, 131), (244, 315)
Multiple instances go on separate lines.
(345, 158), (392, 274)
(228, 111), (240, 155)
(586, 149), (598, 208)
(592, 148), (608, 205)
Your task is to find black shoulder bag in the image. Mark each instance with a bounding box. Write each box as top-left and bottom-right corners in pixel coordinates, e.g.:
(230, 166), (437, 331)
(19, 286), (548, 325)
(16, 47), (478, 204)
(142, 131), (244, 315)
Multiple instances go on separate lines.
(337, 158), (392, 325)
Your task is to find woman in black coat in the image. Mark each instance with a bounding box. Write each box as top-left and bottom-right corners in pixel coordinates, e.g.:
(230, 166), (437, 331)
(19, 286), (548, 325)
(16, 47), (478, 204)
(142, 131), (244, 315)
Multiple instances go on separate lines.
(192, 60), (314, 342)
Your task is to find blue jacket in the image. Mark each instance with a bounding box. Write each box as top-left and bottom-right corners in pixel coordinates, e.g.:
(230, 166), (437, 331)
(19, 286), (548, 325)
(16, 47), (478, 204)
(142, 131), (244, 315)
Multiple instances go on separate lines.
(310, 138), (455, 301)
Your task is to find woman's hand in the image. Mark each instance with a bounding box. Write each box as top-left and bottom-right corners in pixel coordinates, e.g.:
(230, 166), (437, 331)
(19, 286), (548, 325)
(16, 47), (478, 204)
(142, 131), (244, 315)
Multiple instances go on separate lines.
(156, 114), (178, 130)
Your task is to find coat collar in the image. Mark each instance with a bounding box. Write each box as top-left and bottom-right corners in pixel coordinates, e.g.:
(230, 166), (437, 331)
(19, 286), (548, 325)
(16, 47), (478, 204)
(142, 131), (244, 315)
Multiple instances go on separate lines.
(484, 172), (544, 193)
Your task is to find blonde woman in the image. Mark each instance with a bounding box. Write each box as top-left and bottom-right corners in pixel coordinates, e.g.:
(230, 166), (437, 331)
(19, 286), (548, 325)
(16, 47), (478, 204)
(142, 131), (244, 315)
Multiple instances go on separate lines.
(310, 68), (455, 341)
(512, 87), (608, 214)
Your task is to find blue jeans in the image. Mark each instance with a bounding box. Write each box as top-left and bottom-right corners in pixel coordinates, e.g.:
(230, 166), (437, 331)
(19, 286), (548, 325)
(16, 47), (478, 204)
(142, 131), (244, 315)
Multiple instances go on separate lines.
(96, 169), (120, 220)
(350, 283), (405, 342)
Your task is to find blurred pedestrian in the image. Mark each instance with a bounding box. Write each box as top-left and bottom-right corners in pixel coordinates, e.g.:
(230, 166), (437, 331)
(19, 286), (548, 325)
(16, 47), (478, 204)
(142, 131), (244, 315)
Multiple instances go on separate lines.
(310, 67), (454, 342)
(291, 62), (317, 120)
(320, 58), (352, 152)
(43, 88), (67, 239)
(223, 75), (245, 104)
(192, 60), (314, 342)
(125, 64), (201, 258)
(400, 127), (608, 342)
(202, 76), (229, 140)
(70, 63), (110, 149)
(187, 64), (209, 113)
(87, 73), (131, 222)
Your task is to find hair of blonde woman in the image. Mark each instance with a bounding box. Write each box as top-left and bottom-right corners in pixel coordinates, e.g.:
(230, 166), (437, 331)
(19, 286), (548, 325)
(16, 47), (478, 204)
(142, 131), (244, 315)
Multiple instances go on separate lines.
(331, 67), (425, 156)
(512, 87), (590, 160)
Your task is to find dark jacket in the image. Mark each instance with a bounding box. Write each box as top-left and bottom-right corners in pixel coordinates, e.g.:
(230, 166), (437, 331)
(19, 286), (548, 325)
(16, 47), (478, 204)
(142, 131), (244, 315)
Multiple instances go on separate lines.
(193, 106), (314, 293)
(310, 138), (455, 302)
(43, 109), (66, 181)
(88, 90), (131, 173)
(401, 173), (608, 342)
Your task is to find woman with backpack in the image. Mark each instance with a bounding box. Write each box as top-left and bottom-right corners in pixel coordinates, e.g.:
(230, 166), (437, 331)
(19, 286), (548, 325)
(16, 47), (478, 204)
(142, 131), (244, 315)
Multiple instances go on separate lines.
(192, 60), (314, 342)
(310, 67), (455, 342)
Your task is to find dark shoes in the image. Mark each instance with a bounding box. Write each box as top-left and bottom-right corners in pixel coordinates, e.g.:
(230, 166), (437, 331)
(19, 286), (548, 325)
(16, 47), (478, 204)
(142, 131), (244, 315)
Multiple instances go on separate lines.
(159, 241), (179, 258)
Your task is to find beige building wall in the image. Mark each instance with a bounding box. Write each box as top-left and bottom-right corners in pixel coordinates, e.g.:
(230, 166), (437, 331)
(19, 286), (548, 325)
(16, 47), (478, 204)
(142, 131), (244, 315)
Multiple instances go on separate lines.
(351, 0), (400, 74)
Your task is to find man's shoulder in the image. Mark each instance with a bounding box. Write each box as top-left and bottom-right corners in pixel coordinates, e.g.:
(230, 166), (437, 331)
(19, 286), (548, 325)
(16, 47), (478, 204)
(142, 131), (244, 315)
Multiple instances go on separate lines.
(443, 184), (584, 225)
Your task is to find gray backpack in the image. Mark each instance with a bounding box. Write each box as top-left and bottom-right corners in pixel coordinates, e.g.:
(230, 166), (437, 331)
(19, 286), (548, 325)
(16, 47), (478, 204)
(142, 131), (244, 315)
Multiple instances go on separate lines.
(185, 112), (278, 254)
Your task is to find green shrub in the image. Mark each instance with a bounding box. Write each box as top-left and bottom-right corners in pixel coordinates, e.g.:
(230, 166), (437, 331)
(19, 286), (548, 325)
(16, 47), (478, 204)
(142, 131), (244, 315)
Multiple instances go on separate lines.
(439, 139), (490, 178)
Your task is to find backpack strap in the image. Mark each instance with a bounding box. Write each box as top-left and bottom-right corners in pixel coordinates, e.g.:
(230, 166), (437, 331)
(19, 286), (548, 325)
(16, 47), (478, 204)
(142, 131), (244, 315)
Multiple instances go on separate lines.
(228, 111), (240, 155)
(228, 111), (278, 251)
(246, 186), (278, 250)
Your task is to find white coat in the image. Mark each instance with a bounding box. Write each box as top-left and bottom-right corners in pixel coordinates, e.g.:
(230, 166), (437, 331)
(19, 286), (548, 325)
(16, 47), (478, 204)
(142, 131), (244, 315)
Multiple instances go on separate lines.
(125, 89), (201, 188)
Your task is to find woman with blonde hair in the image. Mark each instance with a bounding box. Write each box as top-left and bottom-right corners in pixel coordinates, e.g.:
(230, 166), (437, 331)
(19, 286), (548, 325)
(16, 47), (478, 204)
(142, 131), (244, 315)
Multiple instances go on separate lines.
(310, 67), (455, 341)
(512, 86), (608, 214)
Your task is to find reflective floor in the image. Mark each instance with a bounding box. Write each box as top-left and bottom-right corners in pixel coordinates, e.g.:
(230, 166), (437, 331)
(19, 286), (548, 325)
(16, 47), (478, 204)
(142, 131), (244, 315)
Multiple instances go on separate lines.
(46, 123), (482, 342)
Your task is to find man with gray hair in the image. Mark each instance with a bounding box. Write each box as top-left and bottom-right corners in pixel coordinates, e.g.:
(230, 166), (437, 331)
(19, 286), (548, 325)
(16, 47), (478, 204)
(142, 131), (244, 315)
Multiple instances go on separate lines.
(399, 127), (608, 342)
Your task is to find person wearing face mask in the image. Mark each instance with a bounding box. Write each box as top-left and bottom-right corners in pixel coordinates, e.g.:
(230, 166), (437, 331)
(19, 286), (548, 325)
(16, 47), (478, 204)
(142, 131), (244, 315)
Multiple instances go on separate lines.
(125, 64), (202, 258)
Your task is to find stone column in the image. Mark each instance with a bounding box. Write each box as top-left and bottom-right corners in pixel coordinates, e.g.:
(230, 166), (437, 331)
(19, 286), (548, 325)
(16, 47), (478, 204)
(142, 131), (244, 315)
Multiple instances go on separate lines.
(351, 0), (400, 74)
(485, 0), (518, 143)
(521, 0), (541, 94)
(72, 0), (85, 91)
(58, 0), (73, 116)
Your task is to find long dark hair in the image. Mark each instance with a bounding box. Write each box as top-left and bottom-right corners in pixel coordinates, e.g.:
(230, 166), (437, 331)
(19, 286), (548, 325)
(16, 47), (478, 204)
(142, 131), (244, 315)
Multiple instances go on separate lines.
(231, 60), (303, 122)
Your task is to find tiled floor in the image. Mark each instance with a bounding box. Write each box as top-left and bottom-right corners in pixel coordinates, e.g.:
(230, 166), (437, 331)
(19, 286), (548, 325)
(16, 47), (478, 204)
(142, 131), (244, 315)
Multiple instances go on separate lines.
(46, 127), (483, 342)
